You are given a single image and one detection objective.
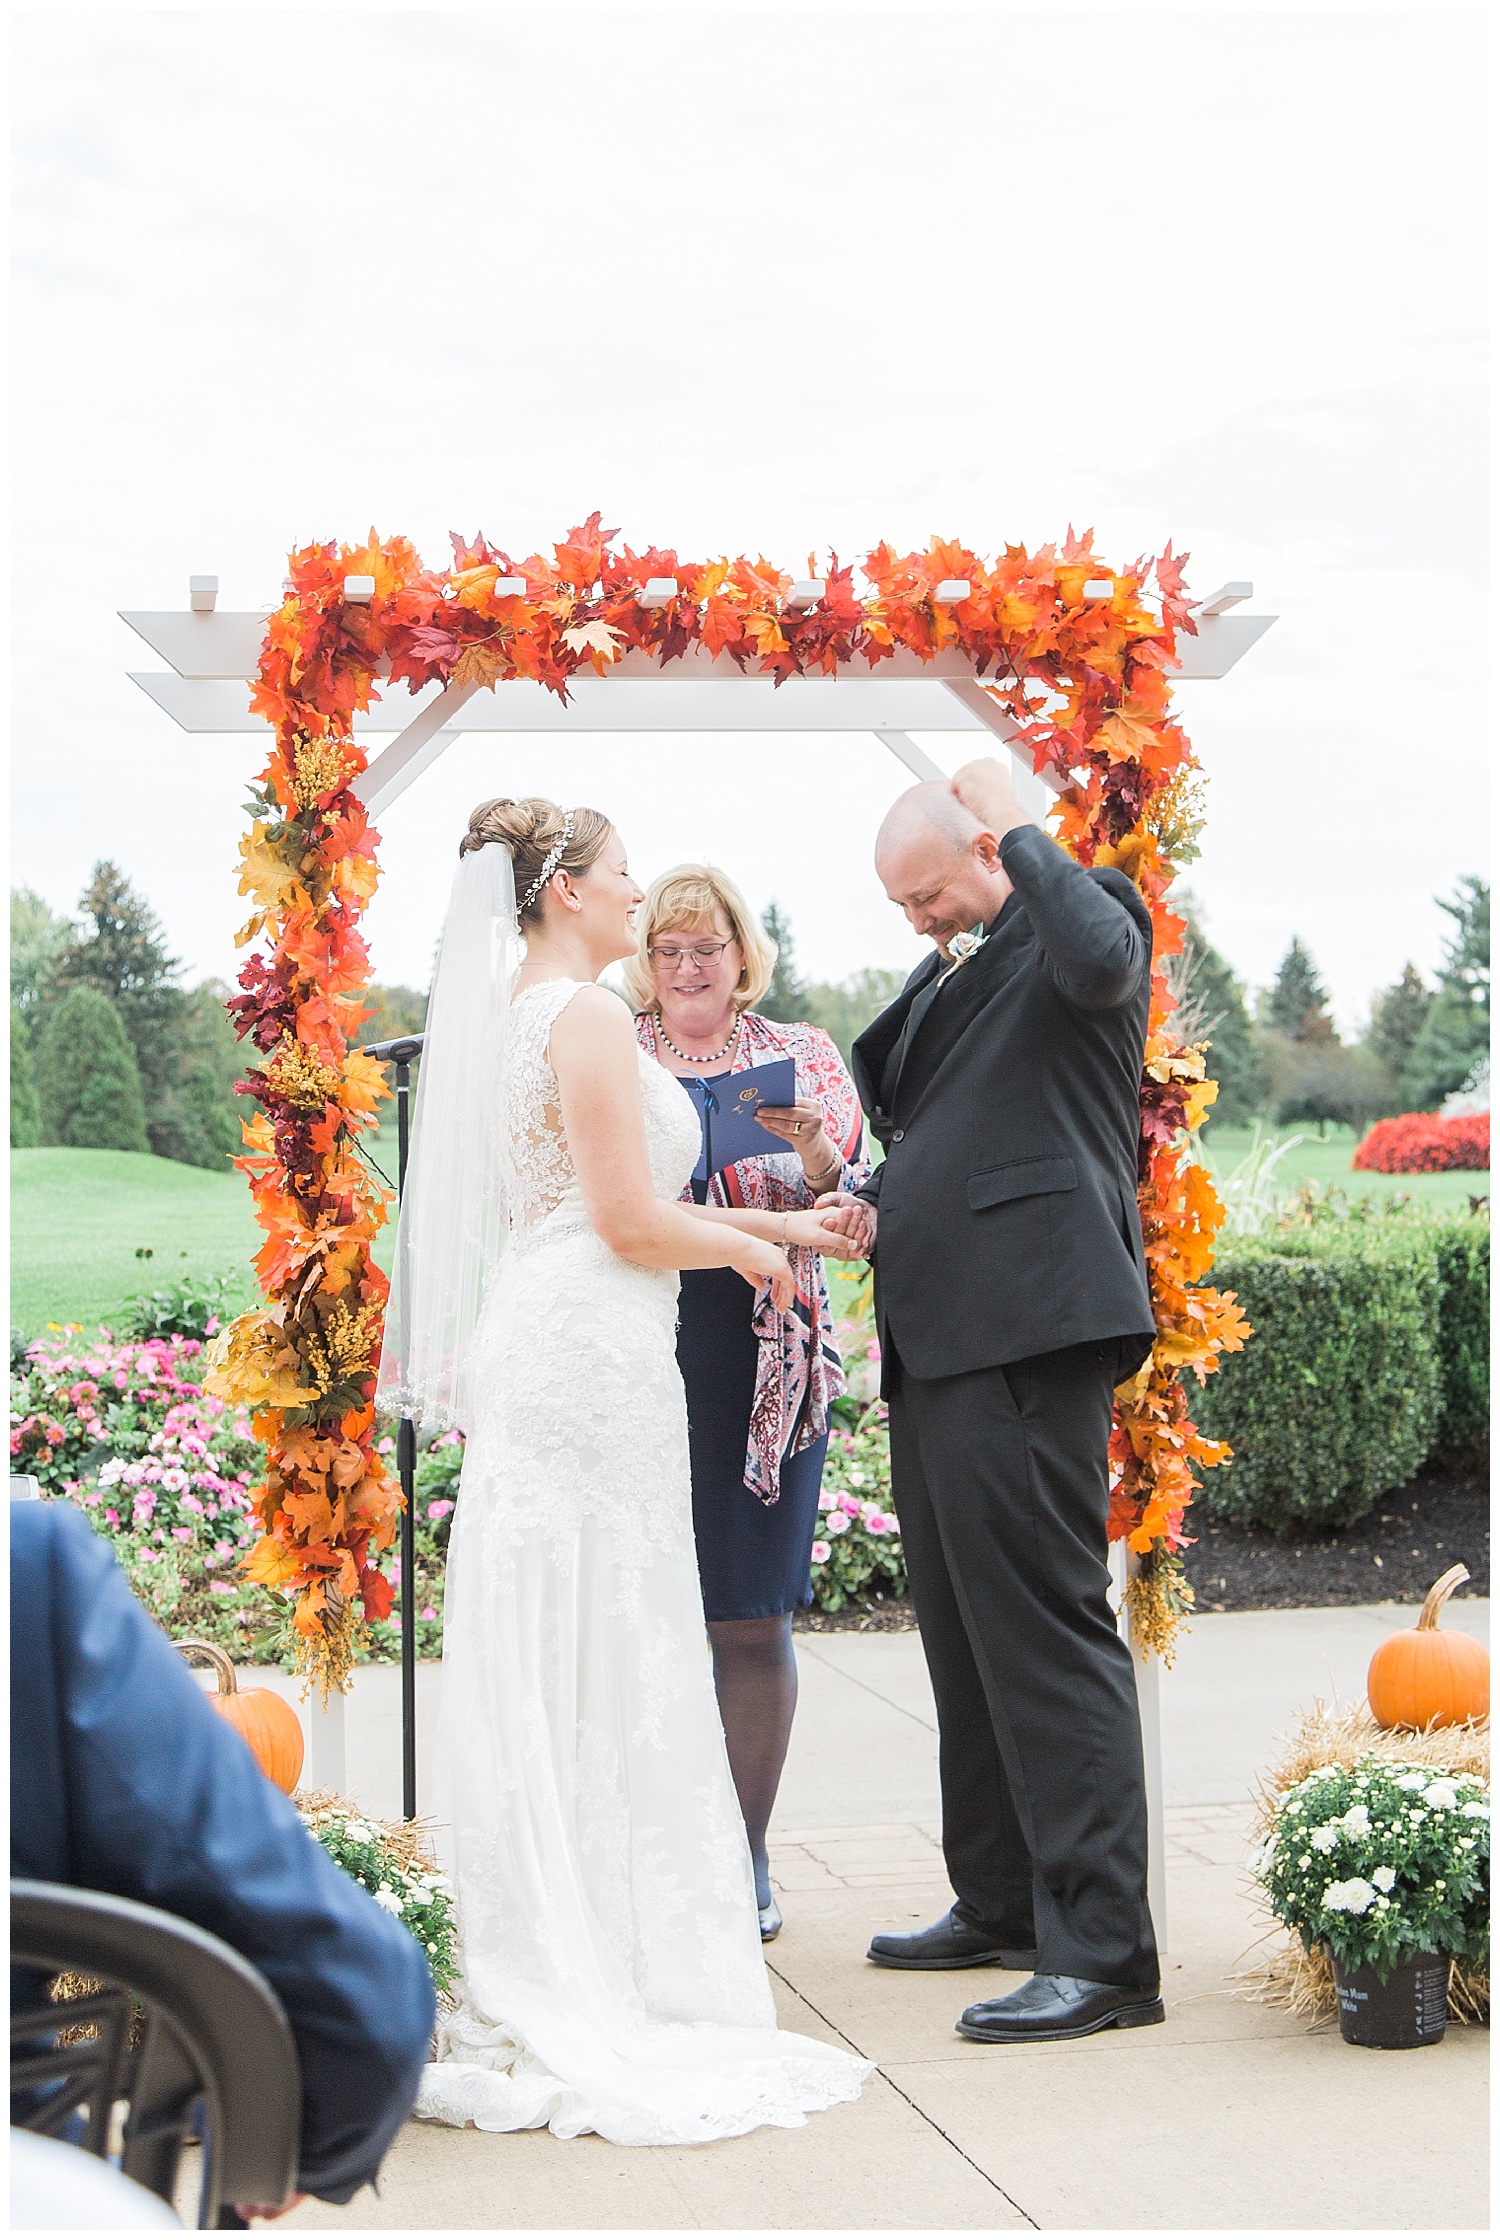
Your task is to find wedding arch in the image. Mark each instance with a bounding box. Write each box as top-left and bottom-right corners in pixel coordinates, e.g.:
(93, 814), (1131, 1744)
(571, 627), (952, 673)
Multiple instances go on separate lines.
(123, 524), (1274, 1705)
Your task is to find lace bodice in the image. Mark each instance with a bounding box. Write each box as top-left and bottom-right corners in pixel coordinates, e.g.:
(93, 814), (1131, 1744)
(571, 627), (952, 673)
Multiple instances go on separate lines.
(506, 979), (700, 1241)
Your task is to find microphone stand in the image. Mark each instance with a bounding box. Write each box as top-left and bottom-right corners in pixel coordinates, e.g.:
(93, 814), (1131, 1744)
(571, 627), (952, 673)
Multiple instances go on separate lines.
(363, 1033), (425, 1821)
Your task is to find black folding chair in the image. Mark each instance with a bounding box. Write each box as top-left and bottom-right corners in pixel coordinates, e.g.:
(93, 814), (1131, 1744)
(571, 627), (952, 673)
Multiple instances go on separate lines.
(11, 1879), (301, 2230)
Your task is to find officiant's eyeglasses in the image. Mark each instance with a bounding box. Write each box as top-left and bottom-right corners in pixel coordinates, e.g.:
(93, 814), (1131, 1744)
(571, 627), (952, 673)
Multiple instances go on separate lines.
(649, 939), (736, 968)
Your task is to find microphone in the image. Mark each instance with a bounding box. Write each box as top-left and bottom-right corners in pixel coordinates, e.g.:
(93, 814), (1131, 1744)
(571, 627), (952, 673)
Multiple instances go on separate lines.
(361, 1034), (425, 1063)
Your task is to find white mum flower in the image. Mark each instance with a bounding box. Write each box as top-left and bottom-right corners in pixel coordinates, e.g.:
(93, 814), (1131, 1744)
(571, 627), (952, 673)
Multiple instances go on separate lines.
(1461, 1802), (1489, 1820)
(1340, 1804), (1371, 1838)
(1324, 1878), (1376, 1915)
(1394, 1772), (1428, 1792)
(1309, 1825), (1340, 1853)
(1371, 1865), (1397, 1892)
(1423, 1780), (1459, 1810)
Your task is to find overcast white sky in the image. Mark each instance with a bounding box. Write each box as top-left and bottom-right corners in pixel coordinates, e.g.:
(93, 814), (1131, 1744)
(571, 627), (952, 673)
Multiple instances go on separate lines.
(11, 3), (1489, 1033)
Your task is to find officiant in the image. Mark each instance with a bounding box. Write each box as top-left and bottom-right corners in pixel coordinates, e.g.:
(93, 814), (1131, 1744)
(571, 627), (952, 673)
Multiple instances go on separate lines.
(627, 866), (867, 1941)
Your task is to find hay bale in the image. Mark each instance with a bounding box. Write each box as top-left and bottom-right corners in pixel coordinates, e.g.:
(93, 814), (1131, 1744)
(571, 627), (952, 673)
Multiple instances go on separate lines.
(294, 1787), (457, 2014)
(1237, 1701), (1489, 2024)
(294, 1786), (441, 1880)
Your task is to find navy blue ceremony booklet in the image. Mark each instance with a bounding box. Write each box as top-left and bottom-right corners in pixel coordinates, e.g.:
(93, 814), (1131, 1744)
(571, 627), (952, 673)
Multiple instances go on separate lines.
(678, 1058), (797, 1182)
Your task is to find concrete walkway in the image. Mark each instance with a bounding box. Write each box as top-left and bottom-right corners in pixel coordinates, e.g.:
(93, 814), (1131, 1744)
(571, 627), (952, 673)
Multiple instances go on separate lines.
(255, 1602), (1489, 2231)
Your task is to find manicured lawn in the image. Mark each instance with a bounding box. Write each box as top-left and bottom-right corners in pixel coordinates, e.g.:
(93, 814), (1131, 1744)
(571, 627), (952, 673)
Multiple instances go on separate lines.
(12, 1120), (1485, 1343)
(10, 1136), (401, 1341)
(1198, 1122), (1488, 1215)
(9, 1149), (263, 1338)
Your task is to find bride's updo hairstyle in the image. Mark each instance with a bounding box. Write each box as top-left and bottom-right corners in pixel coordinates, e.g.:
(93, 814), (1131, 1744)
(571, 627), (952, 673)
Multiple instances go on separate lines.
(460, 796), (613, 924)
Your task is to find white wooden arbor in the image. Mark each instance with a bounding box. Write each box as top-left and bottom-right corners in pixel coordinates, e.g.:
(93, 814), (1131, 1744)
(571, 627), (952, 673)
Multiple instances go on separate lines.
(124, 576), (1277, 1938)
(123, 579), (1274, 816)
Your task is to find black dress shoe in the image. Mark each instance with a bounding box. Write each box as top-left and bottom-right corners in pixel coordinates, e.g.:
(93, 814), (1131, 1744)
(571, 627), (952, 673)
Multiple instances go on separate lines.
(758, 1897), (783, 1942)
(868, 1907), (1038, 1972)
(958, 1973), (1165, 2042)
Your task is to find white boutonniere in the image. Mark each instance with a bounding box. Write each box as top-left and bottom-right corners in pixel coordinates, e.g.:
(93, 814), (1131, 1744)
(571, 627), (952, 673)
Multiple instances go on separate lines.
(938, 925), (988, 982)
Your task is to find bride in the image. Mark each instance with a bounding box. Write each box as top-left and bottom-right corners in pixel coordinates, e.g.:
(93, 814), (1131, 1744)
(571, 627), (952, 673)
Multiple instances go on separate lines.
(377, 794), (872, 2147)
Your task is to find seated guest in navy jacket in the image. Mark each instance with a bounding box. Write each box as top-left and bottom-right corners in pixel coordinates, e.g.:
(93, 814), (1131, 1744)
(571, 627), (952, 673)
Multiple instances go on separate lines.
(11, 1501), (435, 2210)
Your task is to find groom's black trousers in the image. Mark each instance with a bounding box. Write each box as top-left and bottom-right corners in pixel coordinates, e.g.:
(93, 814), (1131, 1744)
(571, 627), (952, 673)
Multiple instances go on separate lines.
(885, 1334), (1159, 1990)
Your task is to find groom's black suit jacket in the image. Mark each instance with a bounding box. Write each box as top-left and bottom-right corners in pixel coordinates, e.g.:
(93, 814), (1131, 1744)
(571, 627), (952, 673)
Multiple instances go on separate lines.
(852, 823), (1156, 1383)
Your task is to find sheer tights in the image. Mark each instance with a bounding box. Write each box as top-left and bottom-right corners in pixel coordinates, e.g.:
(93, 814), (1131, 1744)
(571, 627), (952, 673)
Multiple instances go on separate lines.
(707, 1613), (799, 1910)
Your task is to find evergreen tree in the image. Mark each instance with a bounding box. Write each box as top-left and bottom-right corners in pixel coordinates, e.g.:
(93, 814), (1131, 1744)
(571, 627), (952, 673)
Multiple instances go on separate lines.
(35, 987), (149, 1153)
(10, 887), (71, 1020)
(758, 901), (809, 1024)
(1365, 963), (1432, 1083)
(10, 1005), (39, 1147)
(47, 862), (187, 1146)
(1172, 911), (1267, 1127)
(148, 983), (248, 1169)
(1264, 936), (1335, 1044)
(1401, 876), (1490, 1110)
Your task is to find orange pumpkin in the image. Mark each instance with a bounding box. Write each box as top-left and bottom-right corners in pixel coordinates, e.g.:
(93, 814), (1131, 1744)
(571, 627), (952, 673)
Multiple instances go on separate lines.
(1366, 1565), (1490, 1730)
(178, 1639), (305, 1793)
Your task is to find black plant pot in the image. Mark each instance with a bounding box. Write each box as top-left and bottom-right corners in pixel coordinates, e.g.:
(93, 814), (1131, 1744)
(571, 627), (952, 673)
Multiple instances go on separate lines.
(1330, 1950), (1450, 2048)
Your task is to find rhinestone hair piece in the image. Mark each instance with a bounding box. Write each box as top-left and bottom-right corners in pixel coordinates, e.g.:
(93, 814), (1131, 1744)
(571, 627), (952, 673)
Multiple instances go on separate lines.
(517, 811), (575, 914)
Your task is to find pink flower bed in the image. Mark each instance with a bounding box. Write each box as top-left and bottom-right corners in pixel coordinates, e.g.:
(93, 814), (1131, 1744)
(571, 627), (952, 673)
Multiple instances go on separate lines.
(11, 1326), (272, 1651)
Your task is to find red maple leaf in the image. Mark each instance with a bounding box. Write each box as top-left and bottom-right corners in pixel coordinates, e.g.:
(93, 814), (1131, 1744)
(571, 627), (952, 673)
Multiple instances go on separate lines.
(553, 512), (618, 591)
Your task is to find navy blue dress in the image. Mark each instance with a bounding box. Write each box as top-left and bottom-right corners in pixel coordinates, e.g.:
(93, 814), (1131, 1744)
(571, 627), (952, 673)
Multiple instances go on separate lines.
(677, 1200), (827, 1624)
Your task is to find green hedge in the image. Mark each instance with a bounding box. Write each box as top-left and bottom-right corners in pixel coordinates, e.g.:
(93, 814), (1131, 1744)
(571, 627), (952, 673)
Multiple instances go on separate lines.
(1429, 1216), (1490, 1460)
(1193, 1217), (1468, 1535)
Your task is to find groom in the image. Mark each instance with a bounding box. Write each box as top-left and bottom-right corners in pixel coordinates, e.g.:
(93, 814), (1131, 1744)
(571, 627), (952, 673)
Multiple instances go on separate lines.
(821, 756), (1163, 2044)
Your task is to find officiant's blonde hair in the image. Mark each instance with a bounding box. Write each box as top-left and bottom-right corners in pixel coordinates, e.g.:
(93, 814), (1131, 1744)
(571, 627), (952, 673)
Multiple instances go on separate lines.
(623, 865), (777, 1015)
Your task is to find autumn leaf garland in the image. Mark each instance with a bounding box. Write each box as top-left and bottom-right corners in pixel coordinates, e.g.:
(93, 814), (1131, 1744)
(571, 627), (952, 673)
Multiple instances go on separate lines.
(211, 520), (1247, 1679)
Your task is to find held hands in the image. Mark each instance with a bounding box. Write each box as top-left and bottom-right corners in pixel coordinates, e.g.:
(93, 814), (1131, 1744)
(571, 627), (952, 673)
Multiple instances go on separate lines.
(726, 1206), (870, 1307)
(812, 1191), (877, 1258)
(782, 1208), (868, 1260)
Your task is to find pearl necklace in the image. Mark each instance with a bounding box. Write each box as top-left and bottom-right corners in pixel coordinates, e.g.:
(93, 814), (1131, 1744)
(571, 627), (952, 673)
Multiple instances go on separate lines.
(655, 1012), (741, 1067)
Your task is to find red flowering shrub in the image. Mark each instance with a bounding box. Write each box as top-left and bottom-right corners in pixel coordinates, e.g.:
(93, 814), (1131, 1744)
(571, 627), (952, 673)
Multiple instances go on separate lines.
(1353, 1113), (1491, 1174)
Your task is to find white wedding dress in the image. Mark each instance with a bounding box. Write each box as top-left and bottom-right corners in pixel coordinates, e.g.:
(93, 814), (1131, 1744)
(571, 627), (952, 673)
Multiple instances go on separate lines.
(417, 979), (871, 2145)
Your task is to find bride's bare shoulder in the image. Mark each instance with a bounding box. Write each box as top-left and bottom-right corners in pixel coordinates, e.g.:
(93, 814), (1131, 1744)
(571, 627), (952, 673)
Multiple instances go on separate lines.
(547, 981), (635, 1064)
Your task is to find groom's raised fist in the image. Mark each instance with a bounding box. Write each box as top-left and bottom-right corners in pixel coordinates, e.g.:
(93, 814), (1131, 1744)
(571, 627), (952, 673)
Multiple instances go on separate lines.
(949, 756), (1032, 842)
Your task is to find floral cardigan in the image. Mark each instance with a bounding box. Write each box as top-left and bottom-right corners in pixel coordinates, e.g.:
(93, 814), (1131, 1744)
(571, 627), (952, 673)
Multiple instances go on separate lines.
(635, 1009), (870, 1505)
